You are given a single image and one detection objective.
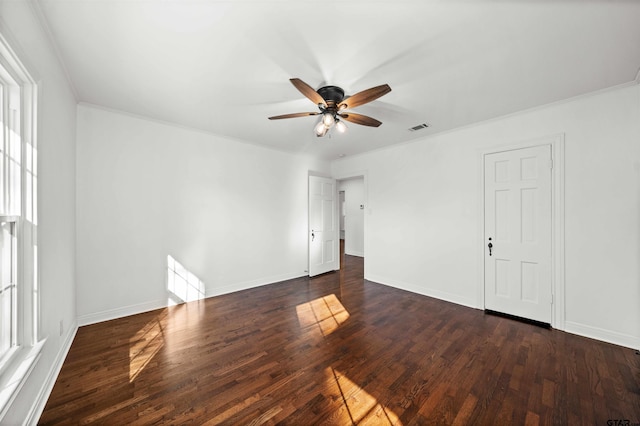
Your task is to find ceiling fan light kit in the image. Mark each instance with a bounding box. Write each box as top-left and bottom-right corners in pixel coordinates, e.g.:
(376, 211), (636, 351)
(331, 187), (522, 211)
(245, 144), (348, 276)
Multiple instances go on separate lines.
(314, 120), (329, 137)
(269, 78), (391, 138)
(322, 111), (335, 127)
(314, 115), (345, 137)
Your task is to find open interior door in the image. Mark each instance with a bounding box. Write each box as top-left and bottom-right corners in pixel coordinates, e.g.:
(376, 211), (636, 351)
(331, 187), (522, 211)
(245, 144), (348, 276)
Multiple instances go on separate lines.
(309, 176), (338, 276)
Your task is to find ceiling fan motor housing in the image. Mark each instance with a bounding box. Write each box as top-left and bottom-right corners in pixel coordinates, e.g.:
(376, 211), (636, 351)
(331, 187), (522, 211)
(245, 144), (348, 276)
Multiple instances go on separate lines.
(317, 86), (345, 106)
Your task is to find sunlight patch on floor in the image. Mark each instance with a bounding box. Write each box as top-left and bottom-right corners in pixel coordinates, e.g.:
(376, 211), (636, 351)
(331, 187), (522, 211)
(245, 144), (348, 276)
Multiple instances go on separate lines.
(295, 294), (349, 336)
(129, 317), (165, 382)
(324, 367), (402, 425)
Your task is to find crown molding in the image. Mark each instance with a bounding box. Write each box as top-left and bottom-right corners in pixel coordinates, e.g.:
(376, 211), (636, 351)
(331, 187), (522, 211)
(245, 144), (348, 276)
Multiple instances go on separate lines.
(28, 0), (79, 101)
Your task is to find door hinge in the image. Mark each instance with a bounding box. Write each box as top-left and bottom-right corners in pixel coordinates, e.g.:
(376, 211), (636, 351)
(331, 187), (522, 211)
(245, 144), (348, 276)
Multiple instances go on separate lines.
(549, 159), (554, 170)
(551, 294), (553, 304)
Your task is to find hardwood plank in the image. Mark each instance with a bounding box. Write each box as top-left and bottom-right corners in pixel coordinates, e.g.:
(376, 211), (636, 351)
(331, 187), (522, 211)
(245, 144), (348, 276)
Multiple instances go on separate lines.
(40, 250), (640, 424)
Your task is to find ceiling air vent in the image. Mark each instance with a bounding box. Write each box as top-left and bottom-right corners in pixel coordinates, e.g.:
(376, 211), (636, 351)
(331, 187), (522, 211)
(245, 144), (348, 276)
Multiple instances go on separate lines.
(408, 123), (429, 132)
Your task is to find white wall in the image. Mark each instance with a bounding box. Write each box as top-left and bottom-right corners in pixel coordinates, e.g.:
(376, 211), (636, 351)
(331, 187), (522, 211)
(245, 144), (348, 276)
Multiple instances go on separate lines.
(332, 83), (640, 349)
(0, 2), (78, 423)
(338, 178), (365, 257)
(76, 104), (330, 324)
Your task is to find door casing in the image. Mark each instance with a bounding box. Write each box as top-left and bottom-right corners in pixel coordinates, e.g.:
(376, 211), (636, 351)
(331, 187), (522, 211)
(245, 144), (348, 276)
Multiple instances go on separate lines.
(478, 134), (565, 329)
(310, 171), (367, 274)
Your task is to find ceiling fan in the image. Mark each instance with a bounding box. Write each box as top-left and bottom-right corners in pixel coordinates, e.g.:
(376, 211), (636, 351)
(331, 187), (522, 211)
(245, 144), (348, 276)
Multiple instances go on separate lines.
(268, 78), (392, 137)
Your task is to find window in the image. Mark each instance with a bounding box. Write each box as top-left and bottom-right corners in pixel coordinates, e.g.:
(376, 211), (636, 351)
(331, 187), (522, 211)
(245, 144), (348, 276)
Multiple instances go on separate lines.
(0, 31), (40, 418)
(0, 218), (17, 361)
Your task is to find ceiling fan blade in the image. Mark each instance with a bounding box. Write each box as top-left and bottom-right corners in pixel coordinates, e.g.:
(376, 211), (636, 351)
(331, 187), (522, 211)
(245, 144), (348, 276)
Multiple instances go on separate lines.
(338, 84), (391, 110)
(290, 78), (327, 108)
(268, 112), (320, 120)
(339, 112), (382, 127)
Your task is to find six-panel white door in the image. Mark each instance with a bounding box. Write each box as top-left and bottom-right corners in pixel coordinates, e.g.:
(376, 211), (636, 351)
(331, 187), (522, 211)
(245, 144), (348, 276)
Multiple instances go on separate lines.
(309, 176), (338, 277)
(484, 145), (552, 323)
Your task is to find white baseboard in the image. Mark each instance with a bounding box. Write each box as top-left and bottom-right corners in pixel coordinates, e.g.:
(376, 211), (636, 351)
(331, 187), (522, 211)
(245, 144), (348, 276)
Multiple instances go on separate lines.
(345, 250), (364, 258)
(77, 300), (166, 326)
(366, 276), (639, 350)
(206, 271), (307, 298)
(77, 272), (308, 327)
(366, 274), (478, 309)
(33, 271), (303, 424)
(564, 320), (639, 350)
(22, 276), (639, 426)
(25, 320), (78, 426)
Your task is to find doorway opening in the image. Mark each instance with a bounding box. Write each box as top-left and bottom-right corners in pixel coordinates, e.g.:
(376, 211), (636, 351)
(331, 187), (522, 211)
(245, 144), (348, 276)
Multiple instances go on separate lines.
(307, 173), (367, 277)
(337, 176), (365, 270)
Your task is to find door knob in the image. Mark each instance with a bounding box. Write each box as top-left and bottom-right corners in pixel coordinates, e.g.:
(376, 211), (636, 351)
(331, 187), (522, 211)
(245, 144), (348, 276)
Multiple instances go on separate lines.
(488, 238), (493, 256)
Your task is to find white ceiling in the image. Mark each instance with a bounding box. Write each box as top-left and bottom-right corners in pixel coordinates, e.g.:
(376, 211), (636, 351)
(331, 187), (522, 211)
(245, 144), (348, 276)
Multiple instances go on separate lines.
(36, 0), (640, 160)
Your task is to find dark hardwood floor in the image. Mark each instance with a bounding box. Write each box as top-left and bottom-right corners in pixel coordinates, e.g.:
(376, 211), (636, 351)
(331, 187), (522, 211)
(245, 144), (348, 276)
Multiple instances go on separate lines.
(40, 247), (640, 425)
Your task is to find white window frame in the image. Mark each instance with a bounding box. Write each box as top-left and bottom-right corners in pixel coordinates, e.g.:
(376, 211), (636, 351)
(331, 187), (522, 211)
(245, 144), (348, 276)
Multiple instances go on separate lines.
(0, 31), (42, 420)
(0, 216), (18, 362)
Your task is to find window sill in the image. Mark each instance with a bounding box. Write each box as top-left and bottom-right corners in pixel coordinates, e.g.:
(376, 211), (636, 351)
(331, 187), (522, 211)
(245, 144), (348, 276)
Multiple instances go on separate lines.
(0, 340), (45, 421)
